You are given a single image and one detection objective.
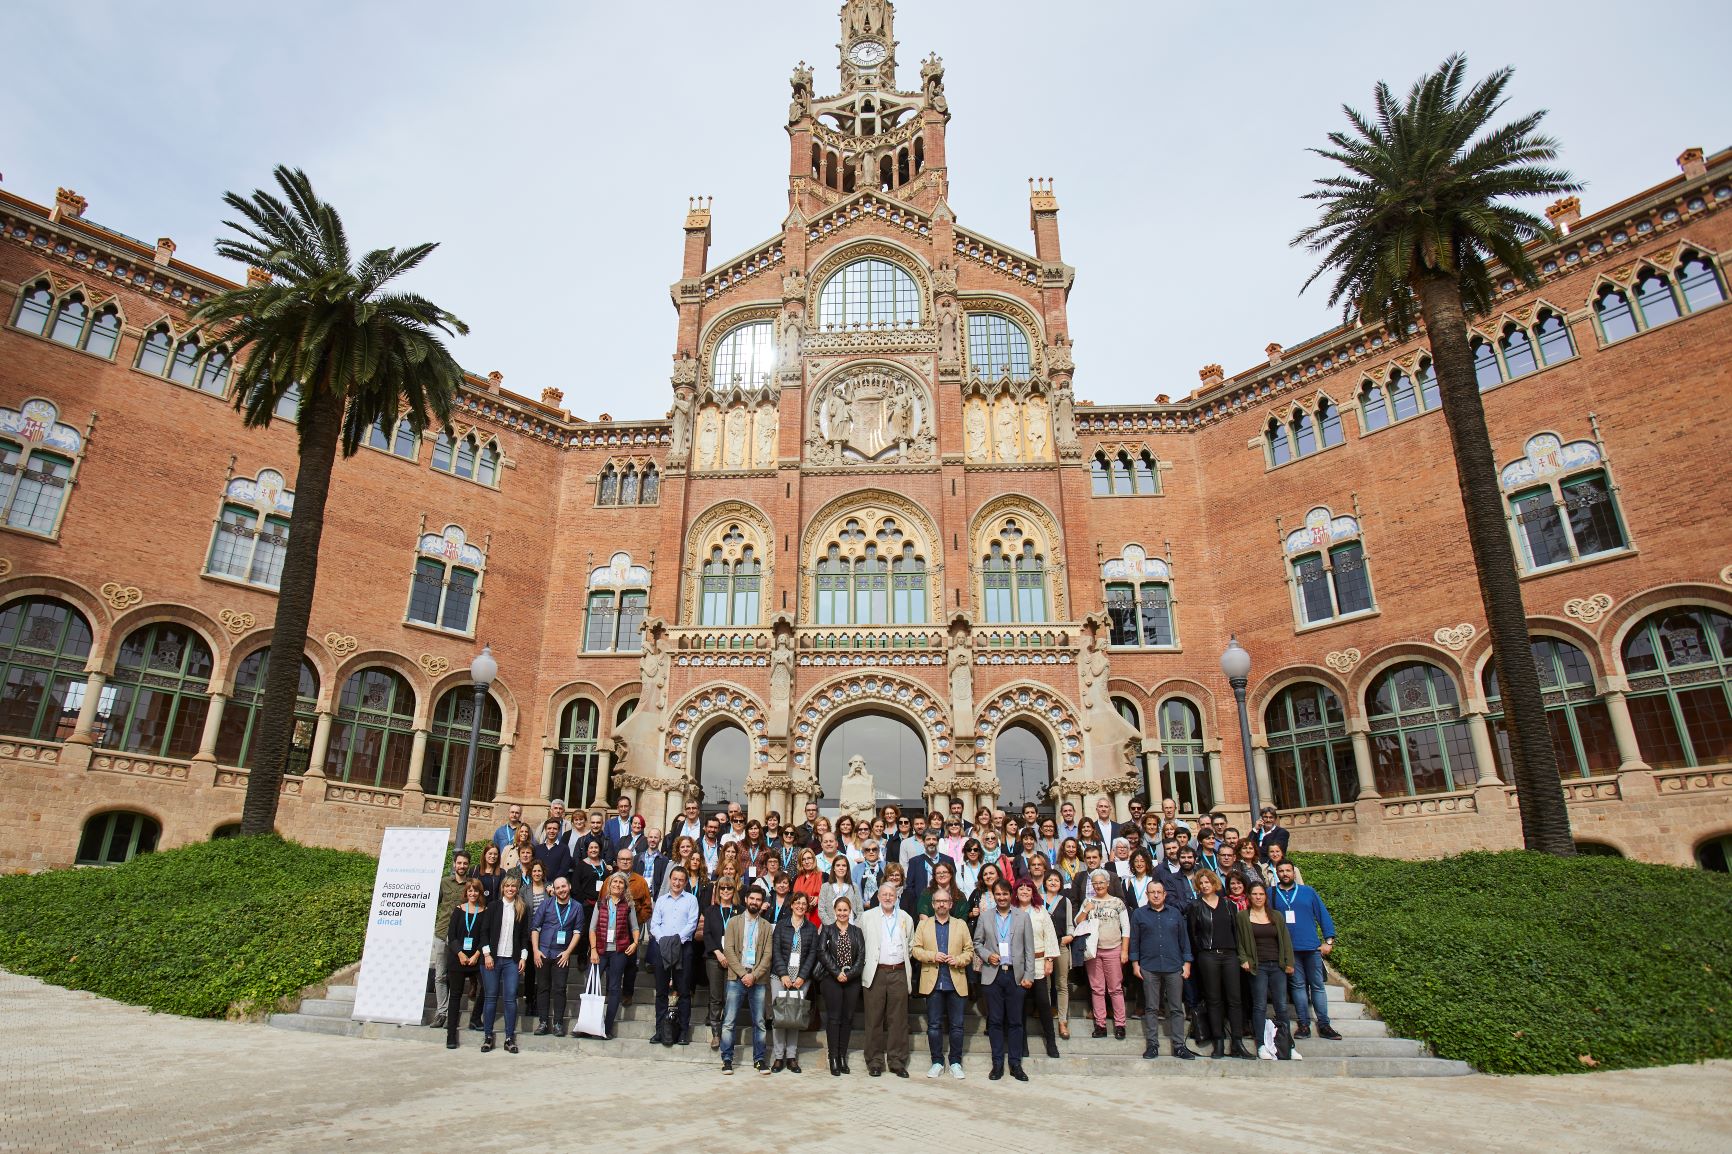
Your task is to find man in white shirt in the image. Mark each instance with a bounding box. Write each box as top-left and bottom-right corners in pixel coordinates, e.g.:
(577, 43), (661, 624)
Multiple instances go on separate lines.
(720, 804), (748, 845)
(1094, 796), (1121, 847)
(858, 882), (915, 1078)
(667, 799), (703, 846)
(648, 867), (700, 1047)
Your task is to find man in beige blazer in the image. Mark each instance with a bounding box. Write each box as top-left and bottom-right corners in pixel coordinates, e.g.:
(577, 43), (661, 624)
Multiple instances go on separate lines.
(720, 887), (774, 1075)
(912, 889), (975, 1078)
(858, 882), (916, 1078)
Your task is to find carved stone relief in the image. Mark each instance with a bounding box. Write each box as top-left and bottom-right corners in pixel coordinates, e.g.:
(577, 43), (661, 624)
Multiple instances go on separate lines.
(805, 365), (934, 465)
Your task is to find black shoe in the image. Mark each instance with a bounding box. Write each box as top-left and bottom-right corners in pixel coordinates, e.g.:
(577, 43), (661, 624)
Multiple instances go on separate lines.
(841, 1058), (851, 1074)
(1295, 1023), (1312, 1039)
(504, 1037), (518, 1054)
(1045, 1040), (1061, 1059)
(650, 1027), (665, 1045)
(892, 1067), (908, 1078)
(868, 1067), (883, 1078)
(829, 1055), (841, 1076)
(1010, 1064), (1028, 1081)
(788, 1059), (802, 1074)
(771, 1059), (784, 1073)
(445, 1037), (458, 1049)
(1231, 1039), (1255, 1059)
(755, 1060), (772, 1076)
(1091, 1025), (1107, 1039)
(480, 1034), (495, 1053)
(1174, 1044), (1199, 1060)
(553, 1022), (567, 1037)
(679, 1026), (692, 1046)
(1113, 1026), (1126, 1041)
(989, 1064), (1004, 1081)
(1142, 1044), (1159, 1059)
(1319, 1024), (1342, 1040)
(1211, 1039), (1225, 1059)
(533, 1023), (551, 1036)
(468, 1018), (483, 1032)
(721, 1059), (734, 1075)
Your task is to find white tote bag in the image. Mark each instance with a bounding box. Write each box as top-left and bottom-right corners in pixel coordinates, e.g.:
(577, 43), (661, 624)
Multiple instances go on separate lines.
(575, 963), (608, 1037)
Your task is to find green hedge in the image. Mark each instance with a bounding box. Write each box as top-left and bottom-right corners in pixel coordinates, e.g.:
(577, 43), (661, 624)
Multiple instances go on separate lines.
(1299, 850), (1732, 1074)
(0, 836), (375, 1018)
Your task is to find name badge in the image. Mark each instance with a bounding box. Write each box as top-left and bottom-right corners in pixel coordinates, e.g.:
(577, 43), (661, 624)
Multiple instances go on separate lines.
(1284, 911), (1296, 924)
(998, 938), (1011, 961)
(462, 936), (473, 951)
(556, 930), (568, 945)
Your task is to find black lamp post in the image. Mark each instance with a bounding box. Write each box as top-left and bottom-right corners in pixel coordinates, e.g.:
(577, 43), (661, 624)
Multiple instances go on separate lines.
(454, 644), (497, 849)
(1220, 635), (1260, 820)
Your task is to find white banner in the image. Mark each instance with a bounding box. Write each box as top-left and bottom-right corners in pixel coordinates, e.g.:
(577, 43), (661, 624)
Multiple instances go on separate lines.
(352, 826), (452, 1025)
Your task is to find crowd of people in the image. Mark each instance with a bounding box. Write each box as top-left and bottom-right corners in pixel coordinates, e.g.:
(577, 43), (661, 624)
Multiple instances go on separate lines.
(432, 795), (1338, 1079)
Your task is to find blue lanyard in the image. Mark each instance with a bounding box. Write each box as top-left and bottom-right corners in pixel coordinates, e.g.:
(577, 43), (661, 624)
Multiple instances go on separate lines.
(462, 908), (478, 935)
(553, 900), (572, 927)
(1275, 886), (1298, 911)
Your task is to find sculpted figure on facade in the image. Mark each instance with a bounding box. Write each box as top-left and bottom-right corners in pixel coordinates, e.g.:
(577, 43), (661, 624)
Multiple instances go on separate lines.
(964, 397), (988, 461)
(753, 401), (778, 467)
(668, 394), (692, 461)
(789, 62), (813, 124)
(936, 296), (960, 364)
(768, 617), (795, 736)
(1025, 392), (1050, 461)
(695, 406), (721, 470)
(724, 404), (749, 469)
(992, 396), (1019, 461)
(1053, 384), (1078, 448)
(1080, 618), (1142, 776)
(778, 309), (804, 371)
(823, 383), (853, 447)
(947, 617), (974, 733)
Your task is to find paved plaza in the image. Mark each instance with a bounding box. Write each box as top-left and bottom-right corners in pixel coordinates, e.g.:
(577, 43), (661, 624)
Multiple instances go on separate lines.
(1, 971), (1727, 1152)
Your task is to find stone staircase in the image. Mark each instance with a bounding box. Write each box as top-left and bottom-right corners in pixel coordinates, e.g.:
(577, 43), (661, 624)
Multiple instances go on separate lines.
(269, 976), (1471, 1078)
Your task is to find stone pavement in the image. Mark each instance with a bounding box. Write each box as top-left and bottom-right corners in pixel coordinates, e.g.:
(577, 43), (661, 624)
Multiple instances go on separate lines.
(2, 969), (1728, 1154)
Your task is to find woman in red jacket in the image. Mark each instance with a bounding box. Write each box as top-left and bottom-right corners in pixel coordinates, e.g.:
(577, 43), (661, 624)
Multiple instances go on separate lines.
(792, 847), (824, 927)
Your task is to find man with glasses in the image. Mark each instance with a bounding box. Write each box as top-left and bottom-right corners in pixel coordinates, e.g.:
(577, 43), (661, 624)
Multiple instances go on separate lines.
(796, 801), (821, 847)
(1127, 798), (1147, 833)
(668, 799), (703, 845)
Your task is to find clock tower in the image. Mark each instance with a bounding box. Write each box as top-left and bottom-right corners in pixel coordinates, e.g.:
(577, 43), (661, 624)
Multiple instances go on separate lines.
(838, 0), (896, 90)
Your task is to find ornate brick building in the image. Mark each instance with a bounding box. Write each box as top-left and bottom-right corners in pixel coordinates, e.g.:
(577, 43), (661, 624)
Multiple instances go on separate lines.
(2, 1), (1730, 872)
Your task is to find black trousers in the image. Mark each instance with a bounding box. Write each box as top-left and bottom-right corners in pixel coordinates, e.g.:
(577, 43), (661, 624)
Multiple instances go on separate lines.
(821, 975), (861, 1057)
(1018, 967), (1056, 1058)
(653, 940), (693, 1034)
(537, 957), (571, 1026)
(445, 961), (478, 1044)
(1196, 948), (1244, 1043)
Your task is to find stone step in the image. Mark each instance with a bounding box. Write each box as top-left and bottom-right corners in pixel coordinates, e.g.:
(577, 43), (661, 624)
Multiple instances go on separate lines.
(295, 997), (356, 1019)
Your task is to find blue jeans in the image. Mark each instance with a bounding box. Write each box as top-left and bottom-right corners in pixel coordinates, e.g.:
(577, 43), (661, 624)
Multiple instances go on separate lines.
(925, 985), (966, 1065)
(1289, 949), (1331, 1028)
(598, 951), (629, 1036)
(481, 957), (521, 1037)
(722, 979), (766, 1064)
(1250, 961), (1292, 1055)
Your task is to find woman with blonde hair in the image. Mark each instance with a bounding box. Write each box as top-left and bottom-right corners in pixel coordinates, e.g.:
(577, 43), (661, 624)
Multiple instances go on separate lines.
(479, 872), (530, 1053)
(1184, 868), (1249, 1059)
(589, 870), (641, 1040)
(792, 847), (824, 926)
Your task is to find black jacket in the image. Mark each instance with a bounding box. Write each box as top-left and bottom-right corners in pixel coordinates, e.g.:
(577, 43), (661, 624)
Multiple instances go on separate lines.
(771, 919), (820, 981)
(702, 901), (742, 959)
(815, 923), (866, 982)
(445, 904), (486, 965)
(573, 859), (610, 906)
(476, 898), (531, 963)
(535, 839), (574, 887)
(1183, 895), (1239, 953)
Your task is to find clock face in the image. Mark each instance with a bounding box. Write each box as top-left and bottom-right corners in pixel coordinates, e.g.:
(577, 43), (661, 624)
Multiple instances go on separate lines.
(849, 40), (887, 67)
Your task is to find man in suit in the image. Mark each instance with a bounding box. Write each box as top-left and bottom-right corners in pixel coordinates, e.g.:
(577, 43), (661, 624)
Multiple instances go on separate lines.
(1093, 796), (1122, 849)
(793, 800), (821, 847)
(911, 888), (974, 1079)
(1253, 805), (1292, 856)
(569, 809), (610, 864)
(973, 878), (1036, 1081)
(535, 818), (574, 888)
(667, 798), (704, 846)
(637, 827), (672, 895)
(858, 882), (915, 1078)
(602, 797), (635, 850)
(900, 830), (955, 919)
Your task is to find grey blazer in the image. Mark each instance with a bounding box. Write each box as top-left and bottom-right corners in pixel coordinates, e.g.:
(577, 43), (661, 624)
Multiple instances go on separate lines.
(818, 881), (862, 927)
(971, 906), (1037, 987)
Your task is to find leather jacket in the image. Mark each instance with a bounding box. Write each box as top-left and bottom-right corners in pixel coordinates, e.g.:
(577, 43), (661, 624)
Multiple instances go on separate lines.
(814, 923), (866, 982)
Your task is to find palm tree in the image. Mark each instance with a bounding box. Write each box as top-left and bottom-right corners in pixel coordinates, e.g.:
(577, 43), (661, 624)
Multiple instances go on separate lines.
(193, 166), (468, 835)
(1292, 56), (1579, 855)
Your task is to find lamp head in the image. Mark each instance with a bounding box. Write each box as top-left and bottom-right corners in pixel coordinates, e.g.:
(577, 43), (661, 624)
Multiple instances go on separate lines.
(471, 644), (498, 687)
(1219, 635), (1251, 681)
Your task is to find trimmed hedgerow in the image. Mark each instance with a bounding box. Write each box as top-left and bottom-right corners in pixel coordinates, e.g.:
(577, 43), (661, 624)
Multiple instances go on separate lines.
(0, 836), (374, 1017)
(1298, 850), (1732, 1074)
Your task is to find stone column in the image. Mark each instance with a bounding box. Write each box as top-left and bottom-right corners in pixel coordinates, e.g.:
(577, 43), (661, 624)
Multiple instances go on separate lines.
(305, 711), (334, 779)
(1205, 751), (1225, 816)
(494, 743), (513, 800)
(1251, 746), (1274, 813)
(191, 691), (227, 766)
(747, 790), (766, 823)
(595, 747), (614, 807)
(1603, 690), (1650, 771)
(66, 670), (107, 745)
(1465, 711), (1501, 786)
(1348, 724), (1378, 799)
(408, 727), (430, 793)
(541, 747), (556, 800)
(769, 785), (788, 822)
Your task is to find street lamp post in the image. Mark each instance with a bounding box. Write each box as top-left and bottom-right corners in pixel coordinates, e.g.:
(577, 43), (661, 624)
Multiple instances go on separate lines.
(1220, 635), (1260, 821)
(454, 644), (497, 849)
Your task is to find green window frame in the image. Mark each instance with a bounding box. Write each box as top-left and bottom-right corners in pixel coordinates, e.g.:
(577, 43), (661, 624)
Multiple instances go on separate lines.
(1621, 607), (1732, 770)
(325, 667), (416, 788)
(1264, 683), (1359, 809)
(421, 687), (502, 798)
(98, 624), (214, 759)
(0, 596), (94, 742)
(213, 647), (319, 774)
(1155, 698), (1212, 816)
(1366, 661), (1478, 797)
(1483, 637), (1619, 779)
(554, 698), (602, 808)
(75, 810), (160, 866)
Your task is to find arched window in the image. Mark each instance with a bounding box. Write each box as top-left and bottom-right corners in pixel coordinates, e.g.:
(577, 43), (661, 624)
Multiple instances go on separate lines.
(433, 433), (500, 487)
(965, 314), (1032, 380)
(1156, 699), (1212, 815)
(325, 667), (416, 788)
(1265, 683), (1358, 809)
(597, 464), (619, 505)
(168, 335), (202, 385)
(1291, 410), (1318, 458)
(1416, 357), (1440, 409)
(0, 596), (93, 741)
(99, 624), (214, 760)
(640, 464), (659, 505)
(818, 710), (927, 802)
(811, 515), (927, 626)
(196, 348), (231, 396)
(1535, 309), (1574, 365)
(995, 722), (1051, 809)
(1284, 507), (1374, 626)
(1470, 336), (1504, 389)
(585, 551), (650, 650)
(367, 416), (418, 460)
(1266, 417), (1292, 466)
(1387, 368), (1419, 421)
(1317, 400), (1345, 448)
(554, 699), (602, 808)
(699, 539), (761, 627)
(1621, 606), (1732, 770)
(711, 321), (776, 386)
(1132, 449), (1159, 491)
(1499, 324), (1537, 380)
(1090, 453), (1110, 496)
(817, 258), (921, 329)
(1109, 451), (1133, 490)
(1678, 251), (1726, 312)
(274, 382), (302, 423)
(422, 687), (503, 798)
(84, 306), (121, 359)
(206, 469), (294, 590)
(49, 294), (89, 347)
(619, 465), (640, 506)
(1483, 637), (1618, 779)
(75, 811), (160, 866)
(697, 723), (751, 810)
(1366, 662), (1477, 796)
(214, 647), (318, 775)
(1697, 833), (1732, 873)
(213, 823), (243, 840)
(12, 282), (53, 335)
(136, 327), (173, 376)
(0, 398), (81, 537)
(1500, 433), (1626, 572)
(1633, 269), (1681, 326)
(408, 525), (484, 635)
(1595, 284), (1638, 342)
(1358, 380), (1390, 432)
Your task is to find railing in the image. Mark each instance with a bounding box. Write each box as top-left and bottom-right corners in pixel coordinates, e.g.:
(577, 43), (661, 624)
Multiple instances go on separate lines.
(0, 735), (62, 764)
(701, 241), (785, 299)
(1286, 802), (1358, 828)
(953, 227), (1040, 284)
(89, 751), (190, 782)
(1653, 765), (1732, 794)
(1380, 790), (1478, 820)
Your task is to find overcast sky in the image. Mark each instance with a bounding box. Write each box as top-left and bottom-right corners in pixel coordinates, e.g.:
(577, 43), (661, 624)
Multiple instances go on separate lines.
(8, 1), (1725, 417)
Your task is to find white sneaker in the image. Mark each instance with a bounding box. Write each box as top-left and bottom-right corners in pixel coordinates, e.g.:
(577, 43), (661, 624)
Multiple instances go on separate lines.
(949, 1062), (965, 1080)
(927, 1062), (944, 1079)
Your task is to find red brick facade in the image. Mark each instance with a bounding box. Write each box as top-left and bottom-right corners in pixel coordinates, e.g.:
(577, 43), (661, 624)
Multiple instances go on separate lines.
(1, 5), (1729, 871)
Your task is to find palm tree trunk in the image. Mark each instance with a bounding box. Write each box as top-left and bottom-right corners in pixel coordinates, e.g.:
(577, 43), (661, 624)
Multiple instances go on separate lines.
(238, 382), (343, 835)
(1414, 272), (1574, 855)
